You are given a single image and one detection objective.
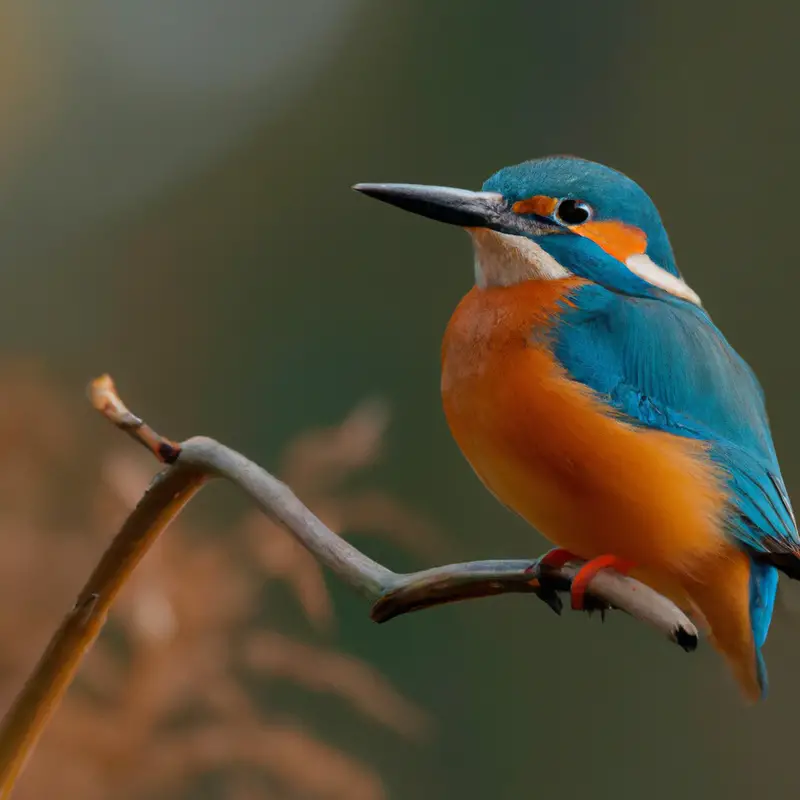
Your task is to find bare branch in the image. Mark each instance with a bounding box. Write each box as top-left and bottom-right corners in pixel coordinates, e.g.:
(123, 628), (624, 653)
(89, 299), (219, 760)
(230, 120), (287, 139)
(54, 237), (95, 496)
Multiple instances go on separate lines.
(0, 375), (699, 798)
(371, 560), (699, 652)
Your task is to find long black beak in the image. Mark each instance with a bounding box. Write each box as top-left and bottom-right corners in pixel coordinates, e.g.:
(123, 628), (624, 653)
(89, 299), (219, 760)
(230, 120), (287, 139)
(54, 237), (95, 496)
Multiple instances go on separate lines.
(352, 183), (508, 228)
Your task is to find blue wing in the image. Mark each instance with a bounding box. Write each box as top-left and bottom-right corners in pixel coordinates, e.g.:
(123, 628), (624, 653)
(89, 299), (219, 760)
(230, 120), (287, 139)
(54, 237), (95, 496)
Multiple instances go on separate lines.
(551, 283), (799, 561)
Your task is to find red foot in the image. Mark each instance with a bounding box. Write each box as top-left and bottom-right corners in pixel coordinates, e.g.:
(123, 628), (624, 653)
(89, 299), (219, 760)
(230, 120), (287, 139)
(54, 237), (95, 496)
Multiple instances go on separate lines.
(570, 555), (634, 610)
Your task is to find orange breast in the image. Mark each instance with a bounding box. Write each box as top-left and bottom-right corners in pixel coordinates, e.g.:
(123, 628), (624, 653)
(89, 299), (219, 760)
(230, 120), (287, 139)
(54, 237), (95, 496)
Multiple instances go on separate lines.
(440, 280), (731, 578)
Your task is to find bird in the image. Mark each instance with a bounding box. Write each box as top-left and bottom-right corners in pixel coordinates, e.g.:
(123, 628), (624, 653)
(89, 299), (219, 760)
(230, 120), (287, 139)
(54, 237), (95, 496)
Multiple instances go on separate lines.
(353, 155), (800, 702)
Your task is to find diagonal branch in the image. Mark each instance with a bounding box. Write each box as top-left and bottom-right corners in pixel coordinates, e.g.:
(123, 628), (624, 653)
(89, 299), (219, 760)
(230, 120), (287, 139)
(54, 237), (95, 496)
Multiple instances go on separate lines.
(0, 375), (699, 798)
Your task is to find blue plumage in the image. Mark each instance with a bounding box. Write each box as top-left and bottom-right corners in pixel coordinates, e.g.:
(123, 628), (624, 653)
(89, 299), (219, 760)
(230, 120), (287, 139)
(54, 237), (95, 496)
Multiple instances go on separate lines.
(550, 280), (796, 695)
(550, 278), (797, 551)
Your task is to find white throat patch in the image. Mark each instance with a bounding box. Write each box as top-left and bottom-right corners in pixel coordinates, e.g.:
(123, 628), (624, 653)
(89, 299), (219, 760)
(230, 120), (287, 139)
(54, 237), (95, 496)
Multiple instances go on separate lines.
(469, 228), (570, 288)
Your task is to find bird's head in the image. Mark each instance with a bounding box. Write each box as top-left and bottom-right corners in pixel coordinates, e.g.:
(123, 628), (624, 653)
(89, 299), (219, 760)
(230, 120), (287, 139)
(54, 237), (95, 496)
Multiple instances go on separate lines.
(354, 155), (700, 306)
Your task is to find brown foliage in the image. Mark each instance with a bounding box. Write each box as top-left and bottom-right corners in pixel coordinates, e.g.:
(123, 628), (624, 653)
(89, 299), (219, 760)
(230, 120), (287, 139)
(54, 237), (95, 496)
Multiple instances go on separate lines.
(0, 362), (432, 799)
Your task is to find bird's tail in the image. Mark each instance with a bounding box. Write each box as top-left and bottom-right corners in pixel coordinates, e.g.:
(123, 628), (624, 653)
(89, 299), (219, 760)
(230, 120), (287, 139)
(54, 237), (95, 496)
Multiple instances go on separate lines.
(748, 559), (779, 695)
(685, 552), (778, 702)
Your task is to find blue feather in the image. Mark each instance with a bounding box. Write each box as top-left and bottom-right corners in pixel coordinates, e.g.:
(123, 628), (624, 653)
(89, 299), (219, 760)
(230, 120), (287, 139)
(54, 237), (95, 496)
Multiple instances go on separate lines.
(750, 560), (779, 696)
(550, 282), (796, 690)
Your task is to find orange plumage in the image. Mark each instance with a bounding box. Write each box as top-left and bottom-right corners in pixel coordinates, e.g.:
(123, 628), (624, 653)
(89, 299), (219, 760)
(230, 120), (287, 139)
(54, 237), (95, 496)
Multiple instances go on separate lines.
(441, 278), (762, 699)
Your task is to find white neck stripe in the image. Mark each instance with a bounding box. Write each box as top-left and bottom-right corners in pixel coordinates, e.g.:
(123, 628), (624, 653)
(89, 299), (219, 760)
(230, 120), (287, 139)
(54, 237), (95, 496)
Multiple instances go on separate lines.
(625, 253), (702, 306)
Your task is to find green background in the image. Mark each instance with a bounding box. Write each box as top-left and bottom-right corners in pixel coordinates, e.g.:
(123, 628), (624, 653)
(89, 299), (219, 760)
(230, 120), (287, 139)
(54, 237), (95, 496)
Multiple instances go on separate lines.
(3, 1), (800, 797)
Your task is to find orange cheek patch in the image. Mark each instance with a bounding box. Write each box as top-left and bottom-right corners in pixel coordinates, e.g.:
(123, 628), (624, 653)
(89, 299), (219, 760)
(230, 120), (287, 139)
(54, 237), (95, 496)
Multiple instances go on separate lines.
(512, 195), (558, 217)
(574, 220), (648, 263)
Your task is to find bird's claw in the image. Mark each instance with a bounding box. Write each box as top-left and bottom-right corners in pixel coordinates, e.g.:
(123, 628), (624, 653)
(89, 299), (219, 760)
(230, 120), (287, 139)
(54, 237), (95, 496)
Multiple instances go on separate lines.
(535, 586), (563, 615)
(528, 548), (628, 614)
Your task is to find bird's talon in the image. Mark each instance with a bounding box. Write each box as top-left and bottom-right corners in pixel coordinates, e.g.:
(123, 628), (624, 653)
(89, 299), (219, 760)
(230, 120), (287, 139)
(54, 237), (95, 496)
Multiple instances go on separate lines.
(536, 587), (563, 615)
(570, 555), (634, 610)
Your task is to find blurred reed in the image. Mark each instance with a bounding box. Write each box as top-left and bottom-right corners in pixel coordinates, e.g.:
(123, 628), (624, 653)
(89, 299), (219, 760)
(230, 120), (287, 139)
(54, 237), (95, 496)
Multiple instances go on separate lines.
(0, 359), (434, 800)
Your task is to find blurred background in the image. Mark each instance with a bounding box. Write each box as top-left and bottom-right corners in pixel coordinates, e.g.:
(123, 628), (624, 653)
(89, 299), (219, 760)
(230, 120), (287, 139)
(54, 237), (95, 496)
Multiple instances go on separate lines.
(0, 0), (798, 797)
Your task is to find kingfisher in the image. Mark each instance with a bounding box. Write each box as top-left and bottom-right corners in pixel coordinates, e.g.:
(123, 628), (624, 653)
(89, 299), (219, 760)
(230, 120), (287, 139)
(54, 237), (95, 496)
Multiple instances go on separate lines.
(353, 156), (800, 701)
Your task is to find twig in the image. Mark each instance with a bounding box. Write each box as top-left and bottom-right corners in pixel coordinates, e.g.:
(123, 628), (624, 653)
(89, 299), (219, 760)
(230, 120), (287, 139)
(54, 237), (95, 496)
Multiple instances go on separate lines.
(90, 374), (182, 463)
(0, 375), (699, 798)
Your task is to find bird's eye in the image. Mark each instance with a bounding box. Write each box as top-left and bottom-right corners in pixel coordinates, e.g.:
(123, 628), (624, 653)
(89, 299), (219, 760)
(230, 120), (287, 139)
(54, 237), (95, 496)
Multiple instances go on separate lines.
(554, 199), (592, 226)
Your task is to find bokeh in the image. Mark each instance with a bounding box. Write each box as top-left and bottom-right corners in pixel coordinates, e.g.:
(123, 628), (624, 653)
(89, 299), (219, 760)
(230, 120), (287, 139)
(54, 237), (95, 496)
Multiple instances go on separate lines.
(0, 1), (799, 798)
